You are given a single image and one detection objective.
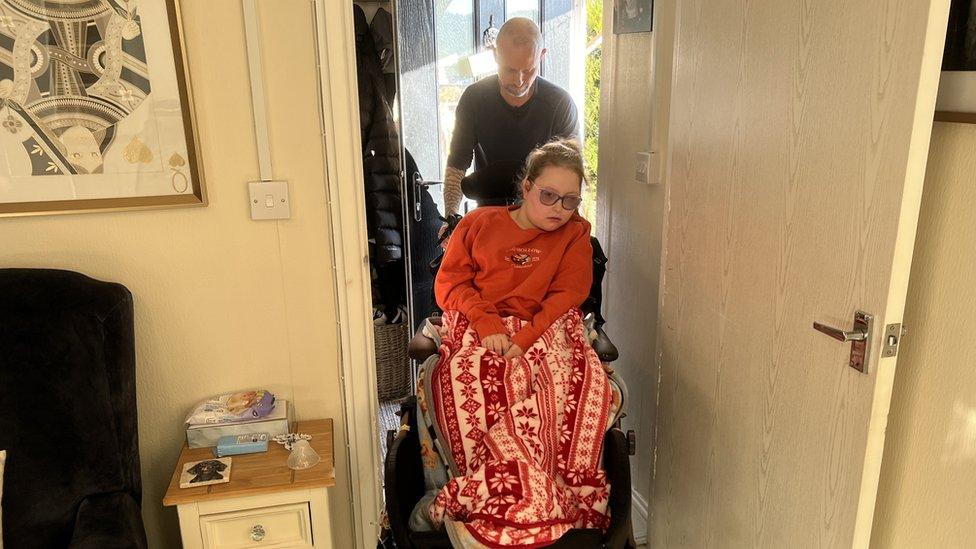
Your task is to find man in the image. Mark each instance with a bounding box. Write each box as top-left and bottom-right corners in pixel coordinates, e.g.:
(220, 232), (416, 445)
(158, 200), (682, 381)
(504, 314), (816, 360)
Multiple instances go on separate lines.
(441, 17), (580, 225)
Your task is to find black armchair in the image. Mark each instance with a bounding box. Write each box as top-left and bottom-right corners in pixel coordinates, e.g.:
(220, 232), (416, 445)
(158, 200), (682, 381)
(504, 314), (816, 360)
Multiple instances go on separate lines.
(0, 269), (147, 549)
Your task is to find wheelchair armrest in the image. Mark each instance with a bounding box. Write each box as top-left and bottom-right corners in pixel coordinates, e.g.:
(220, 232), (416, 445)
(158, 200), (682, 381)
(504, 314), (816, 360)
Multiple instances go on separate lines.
(408, 330), (438, 362)
(412, 317), (619, 363)
(592, 325), (619, 363)
(408, 317), (443, 362)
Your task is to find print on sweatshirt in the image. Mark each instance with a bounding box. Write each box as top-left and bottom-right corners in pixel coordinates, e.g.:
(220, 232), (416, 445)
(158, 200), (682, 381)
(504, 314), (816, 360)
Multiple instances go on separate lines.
(506, 247), (542, 268)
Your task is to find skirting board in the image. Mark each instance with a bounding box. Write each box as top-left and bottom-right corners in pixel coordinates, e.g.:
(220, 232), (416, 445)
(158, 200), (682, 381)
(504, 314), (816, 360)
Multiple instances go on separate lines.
(632, 488), (648, 545)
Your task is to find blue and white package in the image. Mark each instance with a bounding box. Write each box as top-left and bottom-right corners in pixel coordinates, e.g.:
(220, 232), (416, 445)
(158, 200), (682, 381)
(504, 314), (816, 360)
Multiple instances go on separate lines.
(215, 433), (270, 457)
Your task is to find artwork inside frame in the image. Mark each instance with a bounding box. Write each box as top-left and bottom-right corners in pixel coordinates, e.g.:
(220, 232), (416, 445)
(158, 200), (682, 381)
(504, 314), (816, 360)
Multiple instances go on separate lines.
(0, 0), (206, 217)
(613, 0), (653, 35)
(936, 0), (976, 123)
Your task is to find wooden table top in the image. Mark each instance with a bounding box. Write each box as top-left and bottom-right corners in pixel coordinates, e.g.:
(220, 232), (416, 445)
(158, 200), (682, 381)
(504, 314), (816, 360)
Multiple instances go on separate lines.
(163, 419), (335, 506)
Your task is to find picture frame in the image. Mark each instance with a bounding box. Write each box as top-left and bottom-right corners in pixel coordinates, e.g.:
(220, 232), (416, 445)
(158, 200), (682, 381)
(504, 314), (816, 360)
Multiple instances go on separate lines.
(0, 0), (206, 217)
(613, 0), (653, 35)
(936, 0), (976, 123)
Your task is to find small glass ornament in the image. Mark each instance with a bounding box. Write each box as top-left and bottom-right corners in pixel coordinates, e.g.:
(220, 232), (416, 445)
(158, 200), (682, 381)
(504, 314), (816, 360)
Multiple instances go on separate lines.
(286, 439), (321, 470)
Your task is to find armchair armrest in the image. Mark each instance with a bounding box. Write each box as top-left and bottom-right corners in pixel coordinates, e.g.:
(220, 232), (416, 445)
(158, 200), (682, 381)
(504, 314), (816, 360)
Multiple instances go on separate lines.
(69, 492), (147, 549)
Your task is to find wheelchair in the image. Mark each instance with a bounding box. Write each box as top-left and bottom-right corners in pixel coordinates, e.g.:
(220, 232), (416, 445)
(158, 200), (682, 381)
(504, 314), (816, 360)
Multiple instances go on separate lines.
(383, 162), (637, 548)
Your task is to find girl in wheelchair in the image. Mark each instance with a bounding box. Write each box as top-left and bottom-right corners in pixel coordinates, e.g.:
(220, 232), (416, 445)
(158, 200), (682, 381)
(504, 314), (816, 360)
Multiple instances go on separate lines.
(437, 138), (592, 361)
(413, 139), (619, 547)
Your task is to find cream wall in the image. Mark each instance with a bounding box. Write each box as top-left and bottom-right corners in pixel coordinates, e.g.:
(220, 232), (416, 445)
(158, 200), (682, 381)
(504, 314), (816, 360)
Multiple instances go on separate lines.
(0, 2), (355, 547)
(595, 0), (675, 532)
(872, 122), (976, 547)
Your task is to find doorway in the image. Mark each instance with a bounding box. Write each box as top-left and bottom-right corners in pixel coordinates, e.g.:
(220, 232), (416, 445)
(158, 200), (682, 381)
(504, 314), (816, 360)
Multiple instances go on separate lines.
(351, 0), (602, 469)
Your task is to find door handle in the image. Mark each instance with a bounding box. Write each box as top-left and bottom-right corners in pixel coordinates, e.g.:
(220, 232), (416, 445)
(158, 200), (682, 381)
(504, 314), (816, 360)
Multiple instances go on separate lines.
(412, 173), (442, 222)
(813, 310), (873, 373)
(812, 322), (868, 342)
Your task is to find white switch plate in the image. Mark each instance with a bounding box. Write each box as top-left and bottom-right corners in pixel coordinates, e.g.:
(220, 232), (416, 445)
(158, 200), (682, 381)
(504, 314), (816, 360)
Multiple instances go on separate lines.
(636, 151), (657, 185)
(248, 180), (291, 220)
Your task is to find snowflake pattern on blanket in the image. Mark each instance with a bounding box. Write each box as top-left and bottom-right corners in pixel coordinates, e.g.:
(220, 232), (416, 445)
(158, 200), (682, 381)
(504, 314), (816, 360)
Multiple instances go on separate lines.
(427, 309), (613, 547)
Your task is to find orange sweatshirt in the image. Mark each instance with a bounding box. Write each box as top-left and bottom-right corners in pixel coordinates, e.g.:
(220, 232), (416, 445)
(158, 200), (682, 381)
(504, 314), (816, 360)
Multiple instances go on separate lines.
(435, 206), (593, 351)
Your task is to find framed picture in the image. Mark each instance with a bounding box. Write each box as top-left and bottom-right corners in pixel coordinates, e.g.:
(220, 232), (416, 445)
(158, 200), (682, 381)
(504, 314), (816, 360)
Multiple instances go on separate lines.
(936, 0), (976, 122)
(0, 0), (206, 217)
(613, 0), (653, 35)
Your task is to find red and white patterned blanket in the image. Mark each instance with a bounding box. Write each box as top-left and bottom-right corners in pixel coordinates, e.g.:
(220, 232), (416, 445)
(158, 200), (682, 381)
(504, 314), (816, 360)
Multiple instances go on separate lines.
(426, 309), (613, 547)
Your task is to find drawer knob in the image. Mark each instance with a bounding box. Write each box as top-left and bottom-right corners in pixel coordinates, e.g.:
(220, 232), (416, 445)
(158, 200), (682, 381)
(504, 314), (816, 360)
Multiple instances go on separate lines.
(250, 524), (266, 542)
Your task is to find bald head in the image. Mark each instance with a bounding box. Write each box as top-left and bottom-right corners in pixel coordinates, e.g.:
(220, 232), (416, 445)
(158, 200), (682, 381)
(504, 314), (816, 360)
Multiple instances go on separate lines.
(494, 17), (547, 106)
(496, 17), (543, 56)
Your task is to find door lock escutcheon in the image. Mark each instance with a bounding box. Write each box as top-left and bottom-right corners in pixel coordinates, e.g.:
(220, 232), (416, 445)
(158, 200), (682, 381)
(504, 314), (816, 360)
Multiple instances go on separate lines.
(813, 310), (873, 374)
(412, 173), (442, 222)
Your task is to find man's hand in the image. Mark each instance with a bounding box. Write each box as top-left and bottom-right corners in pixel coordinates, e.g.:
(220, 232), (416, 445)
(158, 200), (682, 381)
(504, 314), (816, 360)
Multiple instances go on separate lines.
(503, 344), (524, 360)
(482, 333), (512, 355)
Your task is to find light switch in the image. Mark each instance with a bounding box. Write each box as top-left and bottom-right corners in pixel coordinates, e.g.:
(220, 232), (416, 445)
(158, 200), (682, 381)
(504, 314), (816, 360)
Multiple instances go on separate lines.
(248, 180), (290, 220)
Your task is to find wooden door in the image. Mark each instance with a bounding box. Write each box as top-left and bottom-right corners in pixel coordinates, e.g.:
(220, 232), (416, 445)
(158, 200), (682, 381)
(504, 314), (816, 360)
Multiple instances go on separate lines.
(652, 1), (950, 546)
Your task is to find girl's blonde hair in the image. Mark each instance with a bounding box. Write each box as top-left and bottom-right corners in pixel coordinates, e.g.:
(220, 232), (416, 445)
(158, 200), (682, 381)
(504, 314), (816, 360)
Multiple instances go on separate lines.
(521, 138), (586, 189)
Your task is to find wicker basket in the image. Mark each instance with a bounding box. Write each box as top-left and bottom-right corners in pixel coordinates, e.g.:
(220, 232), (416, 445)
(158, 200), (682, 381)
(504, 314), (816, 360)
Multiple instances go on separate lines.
(375, 321), (410, 401)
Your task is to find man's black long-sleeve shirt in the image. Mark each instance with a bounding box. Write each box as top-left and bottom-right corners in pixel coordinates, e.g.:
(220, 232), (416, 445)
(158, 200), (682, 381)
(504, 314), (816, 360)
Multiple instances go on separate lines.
(446, 75), (580, 173)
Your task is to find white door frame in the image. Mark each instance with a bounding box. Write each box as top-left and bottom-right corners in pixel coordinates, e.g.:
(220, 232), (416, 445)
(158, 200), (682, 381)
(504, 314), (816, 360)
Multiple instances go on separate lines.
(312, 2), (382, 548)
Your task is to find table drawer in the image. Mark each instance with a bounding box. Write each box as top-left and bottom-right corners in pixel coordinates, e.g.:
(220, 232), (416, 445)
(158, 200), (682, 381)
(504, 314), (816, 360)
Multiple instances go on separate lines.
(201, 503), (313, 548)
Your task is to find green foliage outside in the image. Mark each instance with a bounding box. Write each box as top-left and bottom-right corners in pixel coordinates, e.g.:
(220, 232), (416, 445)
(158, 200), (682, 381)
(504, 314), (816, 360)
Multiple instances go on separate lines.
(581, 0), (602, 227)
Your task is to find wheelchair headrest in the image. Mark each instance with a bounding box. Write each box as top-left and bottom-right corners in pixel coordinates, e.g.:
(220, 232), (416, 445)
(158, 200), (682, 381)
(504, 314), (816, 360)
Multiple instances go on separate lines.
(460, 160), (524, 203)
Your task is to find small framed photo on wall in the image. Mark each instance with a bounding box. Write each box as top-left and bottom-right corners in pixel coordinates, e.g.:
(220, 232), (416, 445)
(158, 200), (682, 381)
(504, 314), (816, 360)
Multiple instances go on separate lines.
(0, 0), (206, 217)
(936, 0), (976, 122)
(613, 0), (653, 35)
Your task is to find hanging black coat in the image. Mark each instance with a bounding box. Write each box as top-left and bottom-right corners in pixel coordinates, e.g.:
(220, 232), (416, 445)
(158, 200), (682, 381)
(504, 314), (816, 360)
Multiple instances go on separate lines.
(370, 7), (397, 106)
(355, 5), (402, 264)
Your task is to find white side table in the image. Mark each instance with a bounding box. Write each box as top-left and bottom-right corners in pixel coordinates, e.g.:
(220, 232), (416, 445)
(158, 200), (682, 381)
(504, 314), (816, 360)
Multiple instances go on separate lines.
(163, 419), (336, 548)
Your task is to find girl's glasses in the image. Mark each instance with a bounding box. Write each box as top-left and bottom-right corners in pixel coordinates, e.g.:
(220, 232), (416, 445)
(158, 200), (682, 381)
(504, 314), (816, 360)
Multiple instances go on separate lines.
(532, 184), (582, 211)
